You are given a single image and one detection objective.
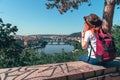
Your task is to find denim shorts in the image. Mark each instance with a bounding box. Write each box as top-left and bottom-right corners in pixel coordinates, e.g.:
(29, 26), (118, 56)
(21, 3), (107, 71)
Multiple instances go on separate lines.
(77, 53), (101, 65)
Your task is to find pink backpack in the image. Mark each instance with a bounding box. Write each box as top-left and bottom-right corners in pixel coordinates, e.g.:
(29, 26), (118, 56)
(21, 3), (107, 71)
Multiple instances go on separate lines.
(89, 31), (116, 62)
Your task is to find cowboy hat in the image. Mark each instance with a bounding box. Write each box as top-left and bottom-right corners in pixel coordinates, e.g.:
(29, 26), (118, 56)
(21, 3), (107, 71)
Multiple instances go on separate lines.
(84, 13), (102, 27)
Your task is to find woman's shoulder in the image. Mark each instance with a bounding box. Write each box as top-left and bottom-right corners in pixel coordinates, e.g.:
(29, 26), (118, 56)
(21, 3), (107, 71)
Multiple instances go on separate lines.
(85, 30), (94, 37)
(85, 30), (92, 34)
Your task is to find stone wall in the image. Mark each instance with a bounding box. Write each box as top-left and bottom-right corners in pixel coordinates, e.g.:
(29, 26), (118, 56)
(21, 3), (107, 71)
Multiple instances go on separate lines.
(0, 61), (120, 80)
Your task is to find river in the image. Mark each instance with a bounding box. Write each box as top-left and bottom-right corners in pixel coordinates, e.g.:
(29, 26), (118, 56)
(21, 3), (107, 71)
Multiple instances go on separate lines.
(37, 42), (74, 54)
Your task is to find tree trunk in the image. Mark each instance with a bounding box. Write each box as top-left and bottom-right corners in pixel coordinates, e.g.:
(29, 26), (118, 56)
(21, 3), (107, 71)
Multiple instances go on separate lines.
(102, 0), (116, 32)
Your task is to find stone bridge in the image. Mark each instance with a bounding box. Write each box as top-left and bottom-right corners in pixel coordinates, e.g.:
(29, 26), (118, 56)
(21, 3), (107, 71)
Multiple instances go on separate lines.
(0, 58), (120, 80)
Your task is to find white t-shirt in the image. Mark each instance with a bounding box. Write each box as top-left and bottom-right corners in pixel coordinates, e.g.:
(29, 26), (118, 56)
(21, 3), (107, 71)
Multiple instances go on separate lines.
(84, 30), (96, 58)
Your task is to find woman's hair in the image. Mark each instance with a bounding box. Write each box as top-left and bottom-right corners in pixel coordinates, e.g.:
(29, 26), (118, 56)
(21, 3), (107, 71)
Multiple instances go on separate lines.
(84, 22), (103, 34)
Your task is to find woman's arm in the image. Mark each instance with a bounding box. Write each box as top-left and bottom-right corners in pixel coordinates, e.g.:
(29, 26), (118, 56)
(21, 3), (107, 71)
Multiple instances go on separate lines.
(81, 31), (88, 49)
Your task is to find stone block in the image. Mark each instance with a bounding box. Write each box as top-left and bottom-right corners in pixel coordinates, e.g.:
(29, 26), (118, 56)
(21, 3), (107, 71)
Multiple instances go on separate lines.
(67, 72), (83, 80)
(104, 67), (117, 74)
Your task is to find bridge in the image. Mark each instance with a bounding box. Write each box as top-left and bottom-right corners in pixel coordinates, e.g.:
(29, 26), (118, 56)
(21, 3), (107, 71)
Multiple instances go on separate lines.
(45, 37), (67, 45)
(47, 41), (66, 45)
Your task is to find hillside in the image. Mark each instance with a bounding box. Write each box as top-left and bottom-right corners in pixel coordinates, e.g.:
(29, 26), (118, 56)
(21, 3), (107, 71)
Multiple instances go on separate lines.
(68, 32), (81, 37)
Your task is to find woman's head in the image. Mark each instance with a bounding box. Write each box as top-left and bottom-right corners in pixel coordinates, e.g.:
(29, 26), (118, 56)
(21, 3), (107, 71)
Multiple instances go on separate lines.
(83, 14), (103, 34)
(84, 13), (102, 28)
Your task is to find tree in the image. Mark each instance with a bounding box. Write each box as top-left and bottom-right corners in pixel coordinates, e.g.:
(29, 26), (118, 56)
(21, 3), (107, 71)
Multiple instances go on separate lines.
(46, 0), (120, 32)
(0, 18), (23, 68)
(111, 24), (120, 56)
(0, 19), (18, 49)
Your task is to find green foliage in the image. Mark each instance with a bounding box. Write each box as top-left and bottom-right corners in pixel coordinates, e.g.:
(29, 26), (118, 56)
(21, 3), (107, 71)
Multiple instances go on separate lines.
(111, 24), (120, 56)
(0, 21), (18, 49)
(39, 50), (85, 64)
(19, 49), (41, 66)
(0, 18), (23, 68)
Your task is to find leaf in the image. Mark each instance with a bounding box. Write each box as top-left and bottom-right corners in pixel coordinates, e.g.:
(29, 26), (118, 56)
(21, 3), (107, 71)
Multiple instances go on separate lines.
(6, 23), (12, 28)
(0, 18), (3, 23)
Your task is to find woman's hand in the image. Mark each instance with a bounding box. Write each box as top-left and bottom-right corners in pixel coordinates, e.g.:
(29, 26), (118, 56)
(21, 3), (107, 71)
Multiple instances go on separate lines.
(81, 31), (85, 38)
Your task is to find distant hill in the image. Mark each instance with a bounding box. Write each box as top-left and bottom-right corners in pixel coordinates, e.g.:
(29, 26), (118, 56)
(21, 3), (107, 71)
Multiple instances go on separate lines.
(15, 32), (81, 38)
(68, 32), (81, 37)
(15, 34), (68, 37)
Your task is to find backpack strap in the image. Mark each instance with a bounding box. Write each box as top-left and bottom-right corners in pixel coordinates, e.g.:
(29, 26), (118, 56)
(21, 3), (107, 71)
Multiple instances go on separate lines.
(87, 41), (95, 62)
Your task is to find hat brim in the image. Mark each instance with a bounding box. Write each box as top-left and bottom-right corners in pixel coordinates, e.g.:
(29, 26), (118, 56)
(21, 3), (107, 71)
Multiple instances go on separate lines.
(84, 14), (102, 27)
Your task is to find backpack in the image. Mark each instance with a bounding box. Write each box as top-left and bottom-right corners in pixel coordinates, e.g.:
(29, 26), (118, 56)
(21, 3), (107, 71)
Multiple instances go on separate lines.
(89, 30), (116, 62)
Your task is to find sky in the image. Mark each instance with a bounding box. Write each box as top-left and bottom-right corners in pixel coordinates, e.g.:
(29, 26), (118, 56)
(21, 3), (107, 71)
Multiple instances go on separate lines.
(0, 0), (120, 35)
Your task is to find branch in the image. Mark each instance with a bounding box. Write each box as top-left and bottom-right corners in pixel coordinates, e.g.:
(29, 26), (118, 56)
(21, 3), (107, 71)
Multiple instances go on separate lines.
(46, 0), (90, 14)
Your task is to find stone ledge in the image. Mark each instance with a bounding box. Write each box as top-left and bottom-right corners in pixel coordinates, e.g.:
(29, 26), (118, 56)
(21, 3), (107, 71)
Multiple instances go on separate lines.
(0, 60), (120, 80)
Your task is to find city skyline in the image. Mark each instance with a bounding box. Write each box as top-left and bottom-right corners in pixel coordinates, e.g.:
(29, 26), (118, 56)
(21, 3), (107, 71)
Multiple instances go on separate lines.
(0, 0), (120, 35)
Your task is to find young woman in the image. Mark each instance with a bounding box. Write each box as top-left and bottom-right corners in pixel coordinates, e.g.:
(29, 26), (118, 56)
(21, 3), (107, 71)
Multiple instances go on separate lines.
(78, 13), (103, 65)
